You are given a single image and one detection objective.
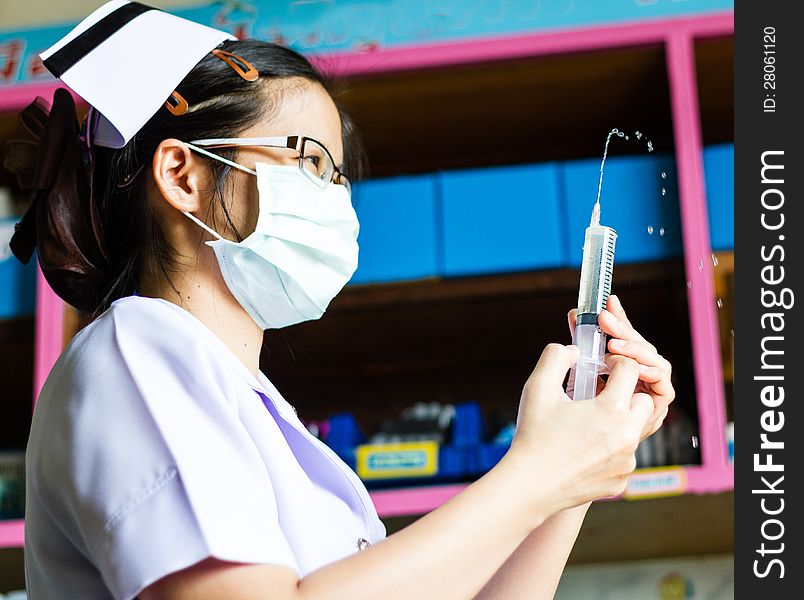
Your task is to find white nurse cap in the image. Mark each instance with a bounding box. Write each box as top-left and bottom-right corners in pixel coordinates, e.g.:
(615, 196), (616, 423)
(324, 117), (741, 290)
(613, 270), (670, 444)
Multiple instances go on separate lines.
(40, 1), (237, 148)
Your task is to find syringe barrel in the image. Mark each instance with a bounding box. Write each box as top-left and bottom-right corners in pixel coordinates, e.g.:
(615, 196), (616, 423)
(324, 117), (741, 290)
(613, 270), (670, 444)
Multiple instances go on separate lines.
(570, 224), (616, 401)
(577, 226), (617, 315)
(570, 322), (608, 401)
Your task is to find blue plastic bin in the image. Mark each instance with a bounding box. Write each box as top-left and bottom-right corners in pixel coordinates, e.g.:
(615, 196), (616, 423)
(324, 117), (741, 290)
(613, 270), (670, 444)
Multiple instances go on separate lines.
(561, 154), (683, 265)
(439, 163), (565, 276)
(703, 144), (734, 251)
(1, 217), (36, 319)
(349, 175), (440, 284)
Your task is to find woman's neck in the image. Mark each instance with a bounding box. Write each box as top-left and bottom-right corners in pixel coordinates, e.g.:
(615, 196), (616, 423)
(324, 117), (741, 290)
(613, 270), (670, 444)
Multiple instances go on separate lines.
(139, 260), (264, 378)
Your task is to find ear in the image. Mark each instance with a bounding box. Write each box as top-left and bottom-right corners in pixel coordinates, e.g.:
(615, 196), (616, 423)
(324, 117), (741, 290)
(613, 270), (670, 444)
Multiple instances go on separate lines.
(151, 139), (209, 213)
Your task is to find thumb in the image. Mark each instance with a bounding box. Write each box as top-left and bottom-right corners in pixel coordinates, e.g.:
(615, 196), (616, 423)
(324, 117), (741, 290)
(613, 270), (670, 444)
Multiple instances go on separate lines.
(527, 343), (580, 397)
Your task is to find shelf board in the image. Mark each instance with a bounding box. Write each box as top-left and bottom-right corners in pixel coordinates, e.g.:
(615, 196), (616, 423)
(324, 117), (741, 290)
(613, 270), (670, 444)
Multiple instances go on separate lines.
(370, 463), (732, 518)
(335, 259), (683, 311)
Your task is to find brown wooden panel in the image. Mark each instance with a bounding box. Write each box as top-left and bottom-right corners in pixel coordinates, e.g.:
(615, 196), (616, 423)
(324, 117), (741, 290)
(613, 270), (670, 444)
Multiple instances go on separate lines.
(695, 36), (734, 146)
(0, 318), (34, 449)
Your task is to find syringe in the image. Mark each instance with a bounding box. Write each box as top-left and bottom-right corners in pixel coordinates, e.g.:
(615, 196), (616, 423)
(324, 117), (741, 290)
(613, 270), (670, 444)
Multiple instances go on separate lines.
(569, 201), (617, 401)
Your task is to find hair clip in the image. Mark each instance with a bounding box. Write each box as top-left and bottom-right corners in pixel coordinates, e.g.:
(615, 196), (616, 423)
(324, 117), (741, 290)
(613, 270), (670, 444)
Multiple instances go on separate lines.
(211, 49), (259, 82)
(164, 90), (188, 116)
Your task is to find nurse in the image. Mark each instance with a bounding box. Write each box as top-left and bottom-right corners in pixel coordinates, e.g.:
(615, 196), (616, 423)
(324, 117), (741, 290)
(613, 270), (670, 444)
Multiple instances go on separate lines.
(10, 2), (674, 599)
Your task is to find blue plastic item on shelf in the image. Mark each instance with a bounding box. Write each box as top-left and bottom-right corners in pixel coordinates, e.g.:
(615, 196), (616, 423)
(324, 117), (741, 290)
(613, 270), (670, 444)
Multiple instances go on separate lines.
(561, 154), (683, 265)
(439, 163), (565, 276)
(326, 413), (366, 469)
(325, 401), (505, 486)
(451, 402), (484, 446)
(703, 144), (734, 251)
(0, 217), (36, 319)
(349, 174), (440, 284)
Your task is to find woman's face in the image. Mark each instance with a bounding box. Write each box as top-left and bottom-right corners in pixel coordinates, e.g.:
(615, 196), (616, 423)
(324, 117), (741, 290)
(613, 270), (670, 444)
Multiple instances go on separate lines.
(213, 78), (345, 239)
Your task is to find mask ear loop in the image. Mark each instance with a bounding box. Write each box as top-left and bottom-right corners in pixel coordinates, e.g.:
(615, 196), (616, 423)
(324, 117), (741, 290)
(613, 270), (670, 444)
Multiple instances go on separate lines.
(182, 142), (257, 241)
(186, 142), (257, 176)
(183, 209), (224, 241)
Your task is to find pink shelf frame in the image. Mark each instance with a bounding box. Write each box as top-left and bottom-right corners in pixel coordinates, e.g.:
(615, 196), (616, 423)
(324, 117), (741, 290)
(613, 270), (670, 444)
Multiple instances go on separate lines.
(1, 9), (734, 547)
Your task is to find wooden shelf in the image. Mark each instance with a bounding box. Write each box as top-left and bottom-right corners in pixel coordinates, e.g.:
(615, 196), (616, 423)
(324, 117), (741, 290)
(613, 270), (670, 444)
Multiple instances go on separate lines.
(337, 43), (675, 178)
(695, 36), (734, 147)
(335, 259), (683, 311)
(712, 251), (733, 384)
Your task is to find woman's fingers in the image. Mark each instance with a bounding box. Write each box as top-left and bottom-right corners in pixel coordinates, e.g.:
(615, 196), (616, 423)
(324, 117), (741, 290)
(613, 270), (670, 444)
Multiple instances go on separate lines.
(567, 309), (577, 340)
(608, 338), (672, 375)
(599, 297), (655, 350)
(606, 294), (631, 326)
(599, 310), (653, 349)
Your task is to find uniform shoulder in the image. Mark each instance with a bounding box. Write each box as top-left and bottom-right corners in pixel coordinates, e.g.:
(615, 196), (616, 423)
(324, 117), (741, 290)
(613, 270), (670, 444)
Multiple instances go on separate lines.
(66, 296), (207, 361)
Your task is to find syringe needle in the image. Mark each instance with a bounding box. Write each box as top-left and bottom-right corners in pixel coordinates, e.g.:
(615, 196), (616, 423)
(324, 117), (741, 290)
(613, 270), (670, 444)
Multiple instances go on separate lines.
(590, 202), (600, 227)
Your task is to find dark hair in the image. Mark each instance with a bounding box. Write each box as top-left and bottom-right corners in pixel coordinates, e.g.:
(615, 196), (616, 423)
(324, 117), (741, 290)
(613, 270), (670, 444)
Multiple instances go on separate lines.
(78, 40), (363, 315)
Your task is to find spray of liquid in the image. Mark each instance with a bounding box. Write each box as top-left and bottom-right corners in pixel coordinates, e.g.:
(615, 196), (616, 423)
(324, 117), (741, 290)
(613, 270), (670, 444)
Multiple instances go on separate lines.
(592, 128), (625, 226)
(594, 128), (656, 226)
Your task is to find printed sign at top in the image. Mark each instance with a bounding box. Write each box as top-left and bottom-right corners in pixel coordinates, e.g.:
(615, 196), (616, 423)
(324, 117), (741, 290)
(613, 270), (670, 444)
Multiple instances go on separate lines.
(0, 0), (733, 87)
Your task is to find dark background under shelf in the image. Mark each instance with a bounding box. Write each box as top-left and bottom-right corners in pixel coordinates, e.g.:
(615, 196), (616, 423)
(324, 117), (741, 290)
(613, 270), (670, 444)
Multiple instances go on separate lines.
(0, 318), (34, 450)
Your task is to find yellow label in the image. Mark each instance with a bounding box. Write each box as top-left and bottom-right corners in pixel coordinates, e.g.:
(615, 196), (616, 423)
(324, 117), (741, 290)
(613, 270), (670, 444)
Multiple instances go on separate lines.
(624, 467), (687, 500)
(356, 441), (439, 480)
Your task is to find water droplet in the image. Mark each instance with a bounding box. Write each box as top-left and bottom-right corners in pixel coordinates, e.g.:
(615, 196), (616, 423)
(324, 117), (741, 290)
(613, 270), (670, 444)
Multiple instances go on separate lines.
(661, 171), (667, 179)
(686, 281), (692, 288)
(661, 188), (667, 196)
(635, 131), (643, 139)
(717, 298), (724, 308)
(692, 436), (699, 449)
(730, 329), (734, 337)
(659, 227), (665, 236)
(699, 259), (704, 271)
(712, 254), (719, 267)
(647, 141), (654, 152)
(647, 226), (654, 235)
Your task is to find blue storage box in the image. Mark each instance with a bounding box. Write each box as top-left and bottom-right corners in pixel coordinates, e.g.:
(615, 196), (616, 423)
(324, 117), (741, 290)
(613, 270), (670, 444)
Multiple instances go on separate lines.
(439, 163), (565, 276)
(561, 154), (683, 265)
(349, 175), (439, 284)
(1, 217), (37, 319)
(703, 144), (734, 251)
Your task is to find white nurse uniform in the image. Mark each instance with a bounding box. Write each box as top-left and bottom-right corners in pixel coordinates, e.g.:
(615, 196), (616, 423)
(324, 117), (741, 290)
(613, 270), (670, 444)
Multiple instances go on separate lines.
(24, 295), (386, 600)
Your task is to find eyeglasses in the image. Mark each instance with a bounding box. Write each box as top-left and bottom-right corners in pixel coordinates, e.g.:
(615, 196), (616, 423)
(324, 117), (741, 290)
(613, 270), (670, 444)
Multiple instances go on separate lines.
(188, 136), (351, 195)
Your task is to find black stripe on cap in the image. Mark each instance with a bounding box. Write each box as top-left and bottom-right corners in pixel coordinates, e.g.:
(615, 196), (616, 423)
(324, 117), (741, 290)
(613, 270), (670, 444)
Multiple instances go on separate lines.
(43, 2), (159, 78)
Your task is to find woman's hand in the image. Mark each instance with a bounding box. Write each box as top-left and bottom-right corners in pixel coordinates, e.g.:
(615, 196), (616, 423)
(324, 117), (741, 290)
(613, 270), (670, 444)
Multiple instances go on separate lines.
(568, 294), (675, 441)
(509, 344), (653, 515)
